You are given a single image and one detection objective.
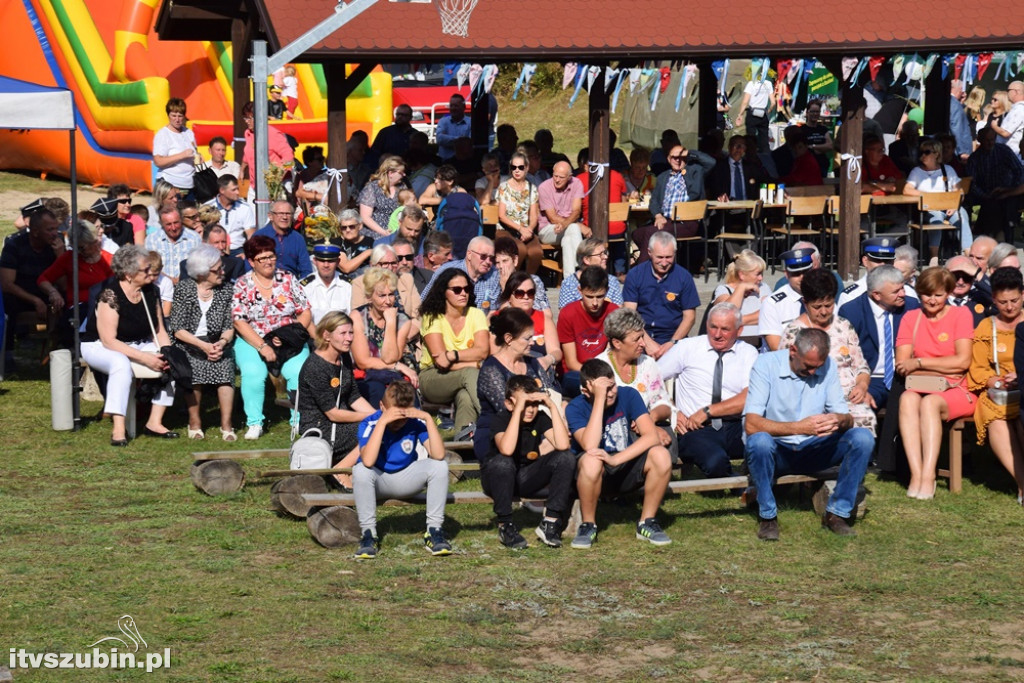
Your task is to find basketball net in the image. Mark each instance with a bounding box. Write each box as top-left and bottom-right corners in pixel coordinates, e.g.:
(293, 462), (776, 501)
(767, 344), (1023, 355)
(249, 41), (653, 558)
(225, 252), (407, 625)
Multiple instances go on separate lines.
(436, 0), (478, 37)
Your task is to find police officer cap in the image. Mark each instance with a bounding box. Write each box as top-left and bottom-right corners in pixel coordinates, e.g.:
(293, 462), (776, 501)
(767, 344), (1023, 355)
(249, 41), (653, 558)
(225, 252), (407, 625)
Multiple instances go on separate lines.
(20, 198), (46, 218)
(781, 248), (814, 273)
(862, 237), (896, 261)
(90, 197), (121, 220)
(312, 244), (341, 261)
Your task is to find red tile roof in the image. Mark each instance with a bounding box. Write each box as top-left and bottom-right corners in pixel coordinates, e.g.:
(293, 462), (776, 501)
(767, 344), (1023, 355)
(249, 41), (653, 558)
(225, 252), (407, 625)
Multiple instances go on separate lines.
(256, 0), (1024, 61)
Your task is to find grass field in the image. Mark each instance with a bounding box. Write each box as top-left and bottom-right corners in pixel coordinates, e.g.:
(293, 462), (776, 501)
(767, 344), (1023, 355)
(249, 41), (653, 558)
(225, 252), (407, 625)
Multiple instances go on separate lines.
(3, 335), (1024, 682)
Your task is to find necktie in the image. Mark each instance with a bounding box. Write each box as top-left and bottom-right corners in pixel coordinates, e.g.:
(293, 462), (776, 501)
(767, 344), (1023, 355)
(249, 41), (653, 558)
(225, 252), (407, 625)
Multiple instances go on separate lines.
(883, 312), (894, 390)
(711, 351), (724, 430)
(731, 161), (743, 200)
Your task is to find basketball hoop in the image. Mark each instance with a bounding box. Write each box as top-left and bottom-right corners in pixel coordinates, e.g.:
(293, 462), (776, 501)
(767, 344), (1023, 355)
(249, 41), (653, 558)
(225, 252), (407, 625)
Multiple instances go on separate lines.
(436, 0), (478, 37)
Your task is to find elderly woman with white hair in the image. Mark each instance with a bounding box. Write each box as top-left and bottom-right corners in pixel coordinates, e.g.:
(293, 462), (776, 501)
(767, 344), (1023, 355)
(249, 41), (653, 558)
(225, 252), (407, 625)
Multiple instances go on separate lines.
(167, 244), (236, 441)
(80, 244), (177, 446)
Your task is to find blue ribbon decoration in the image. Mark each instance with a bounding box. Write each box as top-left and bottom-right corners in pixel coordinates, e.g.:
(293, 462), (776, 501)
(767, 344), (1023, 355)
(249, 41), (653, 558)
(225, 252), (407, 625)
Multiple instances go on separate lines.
(568, 65), (588, 108)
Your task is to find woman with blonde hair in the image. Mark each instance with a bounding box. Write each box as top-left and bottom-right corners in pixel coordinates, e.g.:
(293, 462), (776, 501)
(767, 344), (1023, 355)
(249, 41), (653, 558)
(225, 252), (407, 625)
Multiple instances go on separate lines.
(351, 267), (420, 408)
(358, 156), (407, 238)
(985, 91), (1011, 133)
(296, 311), (376, 489)
(711, 249), (771, 346)
(146, 179), (179, 233)
(964, 86), (987, 127)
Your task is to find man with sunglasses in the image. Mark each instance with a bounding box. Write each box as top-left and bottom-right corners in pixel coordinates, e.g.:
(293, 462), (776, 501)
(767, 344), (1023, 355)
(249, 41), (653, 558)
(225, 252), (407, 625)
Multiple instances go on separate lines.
(349, 245), (422, 318)
(421, 236), (506, 312)
(632, 143), (716, 266)
(299, 244), (352, 324)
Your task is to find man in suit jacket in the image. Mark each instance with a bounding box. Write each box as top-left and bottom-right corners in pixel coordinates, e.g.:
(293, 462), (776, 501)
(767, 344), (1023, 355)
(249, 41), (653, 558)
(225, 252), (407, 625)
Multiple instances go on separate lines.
(710, 135), (769, 201)
(838, 264), (919, 408)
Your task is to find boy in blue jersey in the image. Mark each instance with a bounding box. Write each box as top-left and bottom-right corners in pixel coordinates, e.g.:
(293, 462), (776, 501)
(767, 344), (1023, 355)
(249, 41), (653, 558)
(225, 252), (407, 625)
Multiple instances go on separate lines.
(352, 381), (450, 559)
(565, 359), (673, 549)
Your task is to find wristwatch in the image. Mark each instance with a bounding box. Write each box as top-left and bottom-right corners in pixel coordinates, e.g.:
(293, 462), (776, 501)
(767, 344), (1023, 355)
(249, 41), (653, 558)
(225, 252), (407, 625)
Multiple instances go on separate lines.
(702, 406), (712, 419)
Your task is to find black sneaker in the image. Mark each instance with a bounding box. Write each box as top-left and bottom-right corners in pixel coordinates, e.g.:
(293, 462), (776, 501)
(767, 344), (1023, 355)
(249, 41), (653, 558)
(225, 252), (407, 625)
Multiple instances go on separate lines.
(635, 518), (672, 545)
(535, 519), (562, 548)
(354, 530), (378, 559)
(498, 522), (528, 549)
(424, 527), (452, 556)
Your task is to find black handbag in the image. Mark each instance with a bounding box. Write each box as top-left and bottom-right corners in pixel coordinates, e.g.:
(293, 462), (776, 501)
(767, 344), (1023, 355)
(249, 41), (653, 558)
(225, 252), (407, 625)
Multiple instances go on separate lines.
(193, 162), (219, 202)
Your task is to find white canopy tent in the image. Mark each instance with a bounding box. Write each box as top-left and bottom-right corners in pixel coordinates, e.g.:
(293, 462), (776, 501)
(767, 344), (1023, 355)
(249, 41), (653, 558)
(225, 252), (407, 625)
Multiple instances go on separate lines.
(0, 75), (82, 427)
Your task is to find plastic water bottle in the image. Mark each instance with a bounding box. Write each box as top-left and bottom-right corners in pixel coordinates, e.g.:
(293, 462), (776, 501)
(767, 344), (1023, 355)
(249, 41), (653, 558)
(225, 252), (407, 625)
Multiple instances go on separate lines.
(776, 184), (786, 204)
(767, 184), (776, 203)
(759, 184), (768, 202)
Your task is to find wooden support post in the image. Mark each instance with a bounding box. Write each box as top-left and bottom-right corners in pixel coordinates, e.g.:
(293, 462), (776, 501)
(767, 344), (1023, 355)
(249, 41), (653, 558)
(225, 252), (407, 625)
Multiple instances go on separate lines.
(325, 63), (375, 210)
(697, 61), (718, 144)
(588, 70), (611, 241)
(837, 83), (866, 280)
(230, 17), (255, 173)
(924, 64), (950, 139)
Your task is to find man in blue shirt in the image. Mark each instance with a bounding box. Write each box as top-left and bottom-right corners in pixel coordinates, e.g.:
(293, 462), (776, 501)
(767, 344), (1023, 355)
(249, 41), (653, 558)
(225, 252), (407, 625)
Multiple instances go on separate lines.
(622, 231), (700, 359)
(744, 328), (874, 541)
(435, 94), (470, 161)
(252, 200), (312, 279)
(565, 359), (673, 549)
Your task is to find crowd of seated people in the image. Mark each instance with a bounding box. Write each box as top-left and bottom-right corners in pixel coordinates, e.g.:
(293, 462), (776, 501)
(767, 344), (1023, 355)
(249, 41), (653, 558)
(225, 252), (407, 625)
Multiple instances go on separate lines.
(10, 89), (1024, 560)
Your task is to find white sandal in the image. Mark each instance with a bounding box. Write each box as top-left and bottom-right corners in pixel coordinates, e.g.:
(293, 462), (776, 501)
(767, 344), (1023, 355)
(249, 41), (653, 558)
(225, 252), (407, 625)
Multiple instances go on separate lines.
(188, 428), (205, 440)
(221, 428), (237, 442)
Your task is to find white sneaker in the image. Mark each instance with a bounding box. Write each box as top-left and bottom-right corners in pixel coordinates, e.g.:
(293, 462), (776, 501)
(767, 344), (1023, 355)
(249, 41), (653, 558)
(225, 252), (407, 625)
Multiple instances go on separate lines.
(244, 425), (263, 440)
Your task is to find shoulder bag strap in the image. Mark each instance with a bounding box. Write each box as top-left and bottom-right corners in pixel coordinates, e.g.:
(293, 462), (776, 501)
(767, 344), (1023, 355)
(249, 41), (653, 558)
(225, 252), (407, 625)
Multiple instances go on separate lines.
(992, 316), (1000, 375)
(141, 289), (160, 343)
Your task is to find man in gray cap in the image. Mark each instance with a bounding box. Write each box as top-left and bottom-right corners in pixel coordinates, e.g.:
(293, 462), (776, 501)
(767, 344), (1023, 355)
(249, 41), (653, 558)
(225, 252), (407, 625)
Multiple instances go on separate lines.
(300, 244), (352, 324)
(760, 247), (814, 351)
(836, 236), (898, 307)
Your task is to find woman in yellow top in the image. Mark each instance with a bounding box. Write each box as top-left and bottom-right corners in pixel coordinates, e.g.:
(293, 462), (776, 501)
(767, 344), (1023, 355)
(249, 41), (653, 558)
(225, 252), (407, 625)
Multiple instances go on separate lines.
(419, 268), (490, 433)
(968, 267), (1024, 504)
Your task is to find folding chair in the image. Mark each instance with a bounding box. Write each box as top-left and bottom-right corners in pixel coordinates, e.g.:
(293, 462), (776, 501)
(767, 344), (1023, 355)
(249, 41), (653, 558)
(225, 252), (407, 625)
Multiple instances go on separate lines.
(671, 200), (710, 281)
(480, 204), (498, 241)
(771, 195), (828, 265)
(711, 200), (762, 279)
(608, 202), (631, 275)
(908, 191), (962, 261)
(823, 195), (871, 266)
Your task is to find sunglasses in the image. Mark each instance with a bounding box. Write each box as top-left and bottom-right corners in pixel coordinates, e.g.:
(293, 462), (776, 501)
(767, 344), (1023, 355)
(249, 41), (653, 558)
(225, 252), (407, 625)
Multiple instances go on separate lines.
(510, 164), (527, 171)
(512, 288), (536, 299)
(921, 150), (937, 156)
(182, 213), (199, 220)
(952, 271), (973, 282)
(396, 254), (415, 262)
(448, 286), (469, 295)
(341, 223), (360, 230)
(116, 198), (131, 204)
(469, 250), (494, 262)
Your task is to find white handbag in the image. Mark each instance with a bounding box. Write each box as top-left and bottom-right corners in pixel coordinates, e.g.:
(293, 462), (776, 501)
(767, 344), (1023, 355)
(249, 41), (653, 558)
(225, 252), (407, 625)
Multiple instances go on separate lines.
(288, 365), (344, 470)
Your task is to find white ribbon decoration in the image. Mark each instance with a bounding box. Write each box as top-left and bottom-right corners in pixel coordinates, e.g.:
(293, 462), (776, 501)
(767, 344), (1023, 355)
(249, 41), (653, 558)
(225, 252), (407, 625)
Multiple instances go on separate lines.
(321, 167), (348, 205)
(840, 153), (862, 184)
(582, 161), (609, 198)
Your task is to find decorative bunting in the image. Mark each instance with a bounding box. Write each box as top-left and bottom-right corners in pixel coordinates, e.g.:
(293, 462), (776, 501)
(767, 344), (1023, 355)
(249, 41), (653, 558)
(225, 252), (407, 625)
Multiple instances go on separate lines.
(977, 52), (993, 80)
(562, 63), (578, 90)
(611, 70), (627, 113)
(628, 68), (641, 94)
(841, 56), (858, 82)
(868, 55), (885, 81)
(604, 67), (620, 94)
(456, 63), (471, 88)
(468, 63), (483, 94)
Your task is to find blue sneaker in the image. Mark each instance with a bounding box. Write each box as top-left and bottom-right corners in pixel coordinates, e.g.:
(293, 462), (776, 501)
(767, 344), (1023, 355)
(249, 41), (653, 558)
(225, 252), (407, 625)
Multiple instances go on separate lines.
(354, 530), (378, 559)
(636, 518), (672, 545)
(424, 527), (452, 556)
(571, 522), (597, 549)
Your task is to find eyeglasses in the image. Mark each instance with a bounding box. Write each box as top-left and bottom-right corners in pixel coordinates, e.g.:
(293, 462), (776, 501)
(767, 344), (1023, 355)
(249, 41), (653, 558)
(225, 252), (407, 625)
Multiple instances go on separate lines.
(377, 260), (398, 267)
(182, 213), (199, 219)
(209, 265), (224, 274)
(270, 211), (292, 216)
(587, 250), (608, 259)
(254, 254), (277, 264)
(510, 164), (527, 171)
(512, 288), (536, 299)
(469, 249), (494, 262)
(447, 286), (469, 295)
(396, 254), (415, 262)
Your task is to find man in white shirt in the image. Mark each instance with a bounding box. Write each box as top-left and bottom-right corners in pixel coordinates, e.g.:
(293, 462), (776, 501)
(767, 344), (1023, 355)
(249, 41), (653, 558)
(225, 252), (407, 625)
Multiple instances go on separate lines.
(658, 302), (758, 478)
(992, 81), (1024, 151)
(300, 245), (352, 324)
(761, 248), (813, 351)
(837, 237), (898, 307)
(207, 137), (242, 179)
(205, 174), (254, 254)
(152, 97), (197, 193)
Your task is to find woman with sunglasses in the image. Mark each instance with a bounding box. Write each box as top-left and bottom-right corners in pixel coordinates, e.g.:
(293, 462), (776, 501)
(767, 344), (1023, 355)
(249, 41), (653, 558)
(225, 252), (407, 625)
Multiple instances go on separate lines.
(497, 152), (542, 274)
(351, 267), (420, 408)
(332, 208), (375, 279)
(108, 184), (146, 246)
(474, 306), (561, 461)
(497, 272), (561, 379)
(232, 235), (315, 440)
(167, 245), (236, 441)
(903, 139), (964, 263)
(178, 200), (203, 235)
(492, 236), (549, 314)
(419, 268), (489, 435)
